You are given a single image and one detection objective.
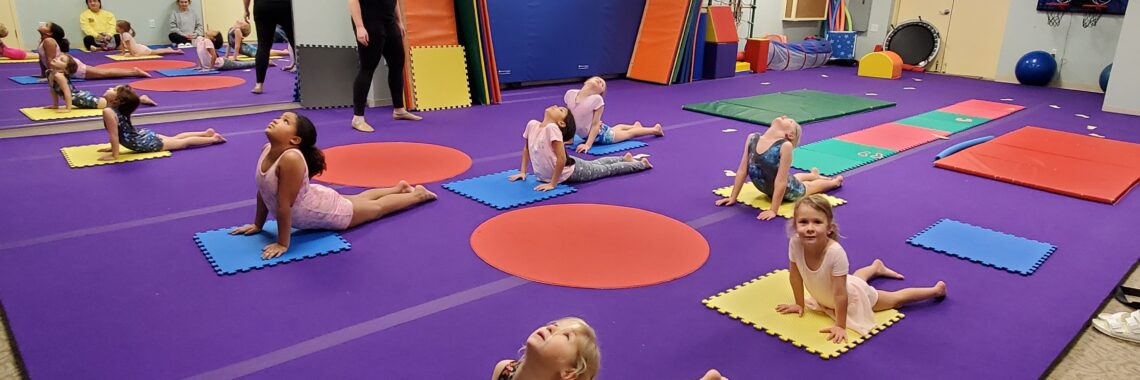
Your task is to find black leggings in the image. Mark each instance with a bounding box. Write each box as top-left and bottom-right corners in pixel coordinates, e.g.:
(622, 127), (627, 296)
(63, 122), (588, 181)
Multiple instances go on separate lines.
(83, 34), (121, 50)
(168, 33), (192, 44)
(252, 0), (296, 83)
(353, 23), (406, 115)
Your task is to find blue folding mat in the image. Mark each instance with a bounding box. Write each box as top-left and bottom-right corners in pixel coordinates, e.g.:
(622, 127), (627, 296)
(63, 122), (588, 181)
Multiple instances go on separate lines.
(10, 76), (85, 85)
(571, 135), (647, 156)
(907, 219), (1057, 276)
(193, 220), (351, 275)
(442, 169), (576, 210)
(158, 69), (219, 77)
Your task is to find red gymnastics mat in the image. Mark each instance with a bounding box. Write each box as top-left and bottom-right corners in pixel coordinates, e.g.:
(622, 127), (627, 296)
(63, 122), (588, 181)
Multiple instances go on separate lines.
(314, 142), (472, 188)
(96, 60), (195, 71)
(470, 204), (709, 289)
(129, 76), (245, 91)
(935, 126), (1140, 204)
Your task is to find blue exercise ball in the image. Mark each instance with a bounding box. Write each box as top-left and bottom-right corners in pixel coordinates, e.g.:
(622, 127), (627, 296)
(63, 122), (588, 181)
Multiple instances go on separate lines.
(1015, 51), (1057, 86)
(1100, 64), (1112, 92)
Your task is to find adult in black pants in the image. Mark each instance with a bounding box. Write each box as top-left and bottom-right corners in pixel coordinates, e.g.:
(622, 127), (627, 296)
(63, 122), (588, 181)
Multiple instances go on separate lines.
(243, 0), (296, 94)
(348, 0), (420, 133)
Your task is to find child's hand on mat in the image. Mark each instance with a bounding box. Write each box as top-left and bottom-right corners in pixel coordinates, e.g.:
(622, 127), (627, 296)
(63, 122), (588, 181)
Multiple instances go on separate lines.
(97, 153), (117, 161)
(261, 243), (288, 259)
(820, 325), (847, 344)
(507, 173), (527, 181)
(229, 224), (262, 235)
(97, 147), (112, 152)
(775, 304), (803, 316)
(44, 105), (58, 110)
(533, 183), (556, 192)
(757, 210), (777, 220)
(56, 108), (70, 114)
(575, 144), (590, 153)
(714, 198), (736, 207)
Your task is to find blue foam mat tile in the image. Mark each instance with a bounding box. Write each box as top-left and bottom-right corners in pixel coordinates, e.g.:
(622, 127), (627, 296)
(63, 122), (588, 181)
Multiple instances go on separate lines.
(442, 169), (576, 210)
(193, 220), (351, 276)
(571, 136), (648, 156)
(906, 219), (1057, 276)
(10, 76), (84, 85)
(158, 69), (219, 77)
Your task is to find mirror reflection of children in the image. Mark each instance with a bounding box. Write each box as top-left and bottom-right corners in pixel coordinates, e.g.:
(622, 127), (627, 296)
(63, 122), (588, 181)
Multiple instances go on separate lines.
(44, 54), (158, 113)
(1, 23), (37, 60)
(117, 20), (183, 57)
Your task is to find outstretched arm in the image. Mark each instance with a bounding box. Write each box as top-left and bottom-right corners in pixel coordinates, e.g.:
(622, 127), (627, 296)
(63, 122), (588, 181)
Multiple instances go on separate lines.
(577, 106), (604, 153)
(508, 140), (530, 181)
(716, 138), (751, 206)
(821, 274), (849, 343)
(348, 0), (369, 46)
(535, 141), (567, 191)
(98, 108), (121, 160)
(264, 152), (306, 259)
(759, 142), (794, 220)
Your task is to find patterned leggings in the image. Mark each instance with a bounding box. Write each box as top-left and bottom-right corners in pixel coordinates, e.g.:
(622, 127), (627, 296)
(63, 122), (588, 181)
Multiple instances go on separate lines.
(71, 90), (101, 109)
(219, 59), (256, 70)
(566, 156), (648, 183)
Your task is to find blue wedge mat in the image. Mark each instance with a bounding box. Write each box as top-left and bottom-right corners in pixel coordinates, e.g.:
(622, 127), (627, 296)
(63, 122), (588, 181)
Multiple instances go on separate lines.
(907, 219), (1056, 276)
(442, 170), (576, 210)
(193, 220), (351, 276)
(571, 135), (648, 156)
(9, 76), (84, 85)
(158, 69), (219, 77)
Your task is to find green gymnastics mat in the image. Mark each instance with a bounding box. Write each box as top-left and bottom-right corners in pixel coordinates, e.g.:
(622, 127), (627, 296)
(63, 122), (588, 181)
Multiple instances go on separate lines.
(791, 139), (897, 176)
(895, 110), (990, 134)
(681, 89), (896, 126)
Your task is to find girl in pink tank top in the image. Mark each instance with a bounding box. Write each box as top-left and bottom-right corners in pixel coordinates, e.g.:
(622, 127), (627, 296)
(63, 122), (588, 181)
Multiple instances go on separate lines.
(230, 112), (438, 259)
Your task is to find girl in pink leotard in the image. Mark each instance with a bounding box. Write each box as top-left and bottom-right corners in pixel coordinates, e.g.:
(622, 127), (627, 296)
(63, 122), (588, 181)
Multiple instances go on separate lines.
(230, 112), (437, 259)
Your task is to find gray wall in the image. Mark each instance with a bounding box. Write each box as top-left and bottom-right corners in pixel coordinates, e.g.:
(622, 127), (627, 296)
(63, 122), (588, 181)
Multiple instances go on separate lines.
(17, 0), (202, 49)
(1103, 3), (1139, 115)
(994, 0), (1122, 91)
(854, 0), (892, 58)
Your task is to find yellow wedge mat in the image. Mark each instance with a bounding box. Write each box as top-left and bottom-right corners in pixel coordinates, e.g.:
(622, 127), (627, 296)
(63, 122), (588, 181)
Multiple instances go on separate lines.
(713, 183), (846, 218)
(409, 45), (472, 111)
(107, 54), (162, 61)
(61, 144), (171, 168)
(20, 107), (103, 121)
(703, 269), (904, 359)
(0, 57), (38, 64)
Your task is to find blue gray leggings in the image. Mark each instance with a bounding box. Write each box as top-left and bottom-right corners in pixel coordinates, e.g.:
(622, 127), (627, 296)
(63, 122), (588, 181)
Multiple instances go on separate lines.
(219, 59), (256, 70)
(566, 156), (649, 183)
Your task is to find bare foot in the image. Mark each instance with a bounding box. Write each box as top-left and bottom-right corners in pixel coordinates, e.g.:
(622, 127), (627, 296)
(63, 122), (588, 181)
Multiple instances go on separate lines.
(268, 61), (278, 67)
(833, 175), (844, 187)
(810, 167), (820, 177)
(633, 121), (643, 128)
(251, 83), (263, 94)
(934, 281), (948, 299)
(351, 118), (374, 132)
(641, 158), (653, 169)
(700, 369), (727, 380)
(174, 49), (184, 55)
(393, 110), (422, 121)
(872, 259), (905, 280)
(281, 64), (295, 71)
(140, 95), (157, 106)
(134, 67), (151, 78)
(214, 134), (227, 143)
(623, 152), (634, 162)
(413, 185), (438, 201)
(653, 123), (664, 137)
(396, 180), (413, 193)
(205, 128), (217, 137)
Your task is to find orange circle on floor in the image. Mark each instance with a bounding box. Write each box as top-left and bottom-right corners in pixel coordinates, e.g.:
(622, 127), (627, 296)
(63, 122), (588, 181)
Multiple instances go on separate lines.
(96, 60), (195, 71)
(315, 142), (472, 187)
(129, 76), (245, 91)
(471, 204), (709, 289)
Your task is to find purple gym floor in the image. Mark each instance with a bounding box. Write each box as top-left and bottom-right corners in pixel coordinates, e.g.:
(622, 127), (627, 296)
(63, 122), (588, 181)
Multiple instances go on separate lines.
(0, 45), (295, 131)
(0, 66), (1137, 379)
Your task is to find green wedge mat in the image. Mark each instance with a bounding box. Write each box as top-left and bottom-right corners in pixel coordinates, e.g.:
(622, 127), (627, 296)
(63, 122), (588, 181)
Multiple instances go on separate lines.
(791, 139), (898, 176)
(681, 89), (896, 126)
(895, 110), (990, 134)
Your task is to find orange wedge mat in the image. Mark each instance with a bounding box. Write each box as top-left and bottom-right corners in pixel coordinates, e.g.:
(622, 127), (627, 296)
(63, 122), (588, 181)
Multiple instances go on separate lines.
(627, 0), (691, 84)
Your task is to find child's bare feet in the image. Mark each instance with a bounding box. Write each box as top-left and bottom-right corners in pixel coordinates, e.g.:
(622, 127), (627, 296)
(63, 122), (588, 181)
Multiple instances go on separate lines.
(641, 158), (653, 169)
(653, 123), (664, 137)
(213, 134), (227, 143)
(413, 185), (437, 201)
(811, 167), (820, 177)
(393, 110), (422, 121)
(204, 128), (218, 137)
(251, 83), (263, 94)
(832, 175), (844, 187)
(872, 259), (905, 280)
(133, 67), (151, 78)
(633, 121), (643, 128)
(700, 369), (727, 380)
(140, 95), (157, 106)
(623, 152), (634, 162)
(934, 281), (948, 299)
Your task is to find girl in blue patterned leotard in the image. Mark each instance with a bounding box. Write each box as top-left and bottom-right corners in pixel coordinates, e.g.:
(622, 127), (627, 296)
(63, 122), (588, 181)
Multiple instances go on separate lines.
(716, 116), (844, 220)
(96, 85), (227, 161)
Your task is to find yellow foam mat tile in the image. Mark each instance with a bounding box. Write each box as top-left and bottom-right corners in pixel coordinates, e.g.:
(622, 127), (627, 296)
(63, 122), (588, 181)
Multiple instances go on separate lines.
(713, 183), (846, 218)
(20, 107), (103, 121)
(107, 54), (162, 61)
(0, 57), (38, 64)
(703, 269), (904, 359)
(61, 143), (171, 168)
(409, 45), (472, 111)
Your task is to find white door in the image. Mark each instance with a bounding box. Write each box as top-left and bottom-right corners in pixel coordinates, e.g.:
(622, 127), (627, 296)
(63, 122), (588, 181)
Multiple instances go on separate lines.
(893, 0), (954, 72)
(941, 0), (1011, 79)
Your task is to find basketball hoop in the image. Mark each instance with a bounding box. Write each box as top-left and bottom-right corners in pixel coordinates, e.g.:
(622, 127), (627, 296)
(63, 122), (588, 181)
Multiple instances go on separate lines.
(1044, 1), (1070, 27)
(1082, 1), (1110, 28)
